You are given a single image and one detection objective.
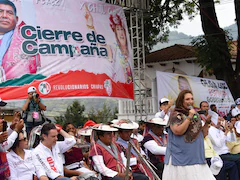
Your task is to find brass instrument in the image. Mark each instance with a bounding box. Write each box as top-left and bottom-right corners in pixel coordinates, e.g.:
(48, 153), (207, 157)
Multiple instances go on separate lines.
(125, 141), (161, 180)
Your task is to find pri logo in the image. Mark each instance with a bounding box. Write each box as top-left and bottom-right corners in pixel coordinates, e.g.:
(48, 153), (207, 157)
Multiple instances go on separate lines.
(104, 79), (112, 96)
(38, 82), (51, 95)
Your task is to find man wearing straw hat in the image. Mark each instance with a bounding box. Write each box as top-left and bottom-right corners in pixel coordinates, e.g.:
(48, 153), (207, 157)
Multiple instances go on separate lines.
(142, 117), (168, 179)
(90, 124), (143, 180)
(113, 119), (151, 180)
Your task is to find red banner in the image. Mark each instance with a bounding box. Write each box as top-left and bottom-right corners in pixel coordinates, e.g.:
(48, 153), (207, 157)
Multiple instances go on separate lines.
(0, 0), (134, 100)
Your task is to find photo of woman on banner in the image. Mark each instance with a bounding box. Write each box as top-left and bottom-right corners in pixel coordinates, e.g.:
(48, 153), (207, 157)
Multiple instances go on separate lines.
(178, 75), (192, 92)
(84, 6), (133, 84)
(0, 0), (39, 82)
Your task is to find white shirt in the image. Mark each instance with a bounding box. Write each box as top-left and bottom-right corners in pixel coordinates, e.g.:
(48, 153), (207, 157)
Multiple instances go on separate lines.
(7, 149), (46, 180)
(227, 130), (237, 142)
(131, 133), (143, 142)
(0, 131), (18, 152)
(143, 140), (166, 155)
(92, 150), (127, 178)
(155, 110), (170, 122)
(208, 126), (230, 155)
(33, 137), (76, 179)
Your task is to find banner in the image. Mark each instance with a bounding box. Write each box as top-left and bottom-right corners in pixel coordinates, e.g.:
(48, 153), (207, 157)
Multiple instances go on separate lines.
(0, 0), (134, 100)
(156, 71), (234, 117)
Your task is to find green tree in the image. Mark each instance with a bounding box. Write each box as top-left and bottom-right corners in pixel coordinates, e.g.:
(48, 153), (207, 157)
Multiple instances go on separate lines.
(144, 0), (198, 53)
(54, 101), (87, 127)
(106, 0), (196, 53)
(191, 0), (240, 98)
(88, 103), (118, 123)
(55, 114), (65, 126)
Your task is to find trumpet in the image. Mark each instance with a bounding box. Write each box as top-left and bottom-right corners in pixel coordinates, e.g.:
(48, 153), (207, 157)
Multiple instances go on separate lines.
(125, 141), (161, 180)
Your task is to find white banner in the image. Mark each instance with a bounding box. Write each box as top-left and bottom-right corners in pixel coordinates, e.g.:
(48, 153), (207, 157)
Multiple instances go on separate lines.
(0, 0), (134, 100)
(156, 71), (234, 117)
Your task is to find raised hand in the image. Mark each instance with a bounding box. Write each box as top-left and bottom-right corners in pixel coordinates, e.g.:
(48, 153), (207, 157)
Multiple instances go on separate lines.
(14, 119), (24, 133)
(10, 112), (21, 130)
(0, 131), (8, 143)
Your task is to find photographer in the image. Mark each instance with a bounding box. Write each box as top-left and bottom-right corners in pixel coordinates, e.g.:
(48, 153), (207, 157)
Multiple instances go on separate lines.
(22, 86), (46, 136)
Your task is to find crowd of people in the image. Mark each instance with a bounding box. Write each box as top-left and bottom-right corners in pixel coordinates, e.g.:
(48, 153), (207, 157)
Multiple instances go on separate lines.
(0, 88), (240, 180)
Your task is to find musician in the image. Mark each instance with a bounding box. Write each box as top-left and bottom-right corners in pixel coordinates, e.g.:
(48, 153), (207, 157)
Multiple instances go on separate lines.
(142, 118), (168, 178)
(113, 119), (151, 180)
(89, 124), (146, 180)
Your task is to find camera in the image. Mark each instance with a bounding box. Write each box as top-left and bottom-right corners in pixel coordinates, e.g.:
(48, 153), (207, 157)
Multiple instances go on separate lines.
(2, 121), (7, 132)
(198, 110), (206, 115)
(33, 93), (39, 98)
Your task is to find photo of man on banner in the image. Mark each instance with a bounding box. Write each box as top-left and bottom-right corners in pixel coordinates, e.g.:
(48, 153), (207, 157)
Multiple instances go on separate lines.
(0, 0), (39, 82)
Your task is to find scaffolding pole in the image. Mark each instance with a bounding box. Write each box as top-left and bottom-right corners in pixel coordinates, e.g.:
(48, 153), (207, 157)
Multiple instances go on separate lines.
(130, 10), (147, 121)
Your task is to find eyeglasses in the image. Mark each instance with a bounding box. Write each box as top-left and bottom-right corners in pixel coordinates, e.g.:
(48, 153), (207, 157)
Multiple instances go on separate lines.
(19, 137), (27, 141)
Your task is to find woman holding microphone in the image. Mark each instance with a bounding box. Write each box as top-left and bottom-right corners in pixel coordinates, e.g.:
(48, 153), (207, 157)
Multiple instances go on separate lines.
(162, 90), (215, 180)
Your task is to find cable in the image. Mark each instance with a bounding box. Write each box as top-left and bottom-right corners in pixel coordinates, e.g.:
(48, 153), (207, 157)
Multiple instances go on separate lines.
(190, 0), (240, 57)
(141, 0), (234, 20)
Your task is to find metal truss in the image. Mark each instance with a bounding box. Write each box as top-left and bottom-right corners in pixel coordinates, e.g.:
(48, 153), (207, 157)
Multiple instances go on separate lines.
(130, 10), (147, 121)
(105, 0), (149, 10)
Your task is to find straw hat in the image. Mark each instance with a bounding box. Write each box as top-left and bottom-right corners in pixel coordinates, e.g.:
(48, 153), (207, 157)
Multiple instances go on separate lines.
(93, 124), (118, 132)
(78, 128), (92, 136)
(112, 119), (139, 130)
(146, 117), (167, 126)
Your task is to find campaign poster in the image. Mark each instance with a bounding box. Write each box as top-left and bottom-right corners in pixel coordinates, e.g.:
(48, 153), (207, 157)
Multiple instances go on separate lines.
(156, 71), (234, 117)
(0, 0), (134, 100)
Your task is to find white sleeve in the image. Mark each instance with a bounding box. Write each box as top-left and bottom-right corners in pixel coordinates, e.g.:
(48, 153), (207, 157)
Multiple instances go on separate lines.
(7, 128), (14, 136)
(140, 147), (146, 156)
(57, 137), (76, 153)
(120, 152), (133, 171)
(33, 151), (61, 179)
(120, 152), (127, 167)
(129, 157), (137, 166)
(92, 155), (118, 177)
(143, 140), (166, 155)
(0, 131), (18, 152)
(155, 111), (166, 118)
(227, 132), (236, 142)
(208, 128), (226, 148)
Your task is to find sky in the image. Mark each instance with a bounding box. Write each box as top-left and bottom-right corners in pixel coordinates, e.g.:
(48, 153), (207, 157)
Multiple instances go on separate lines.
(172, 0), (236, 36)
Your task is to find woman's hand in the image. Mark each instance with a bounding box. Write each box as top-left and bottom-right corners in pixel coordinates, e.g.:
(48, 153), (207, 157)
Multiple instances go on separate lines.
(0, 131), (8, 143)
(188, 108), (196, 118)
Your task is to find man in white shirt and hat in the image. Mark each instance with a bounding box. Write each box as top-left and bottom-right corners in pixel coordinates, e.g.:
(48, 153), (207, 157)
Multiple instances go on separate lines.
(232, 98), (240, 121)
(155, 98), (174, 122)
(90, 124), (146, 180)
(113, 119), (150, 180)
(142, 117), (167, 179)
(33, 123), (76, 180)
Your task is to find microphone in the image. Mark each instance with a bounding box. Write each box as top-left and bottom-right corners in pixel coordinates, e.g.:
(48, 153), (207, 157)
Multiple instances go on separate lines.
(188, 105), (198, 121)
(188, 105), (194, 110)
